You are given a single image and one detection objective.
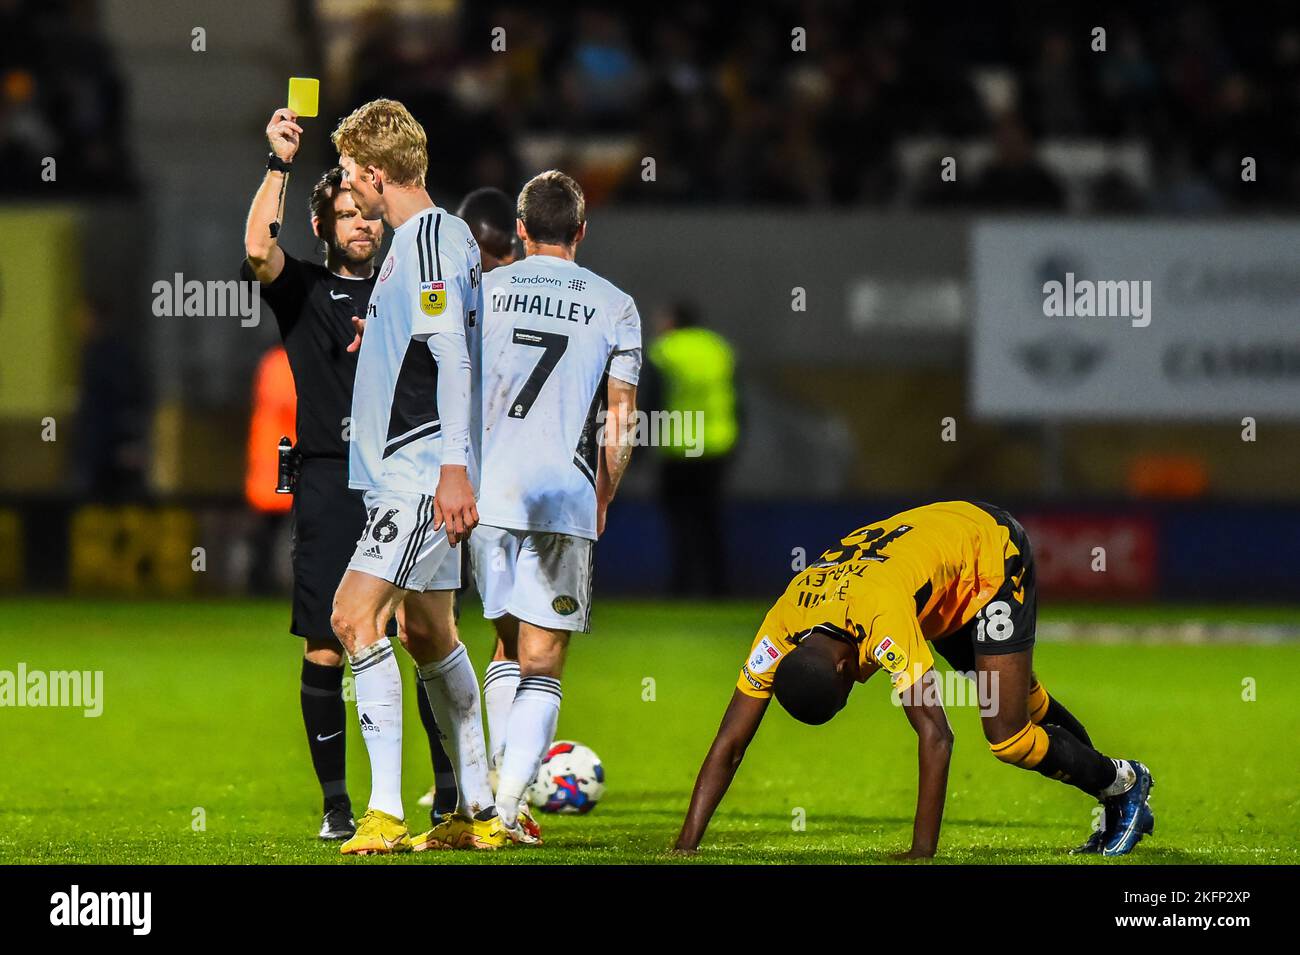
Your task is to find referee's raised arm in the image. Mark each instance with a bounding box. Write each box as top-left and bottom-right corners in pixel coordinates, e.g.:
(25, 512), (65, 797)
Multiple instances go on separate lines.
(244, 108), (303, 284)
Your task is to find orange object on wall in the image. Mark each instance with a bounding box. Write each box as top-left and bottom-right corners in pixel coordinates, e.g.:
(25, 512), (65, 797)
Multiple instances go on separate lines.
(1126, 453), (1209, 499)
(245, 346), (296, 513)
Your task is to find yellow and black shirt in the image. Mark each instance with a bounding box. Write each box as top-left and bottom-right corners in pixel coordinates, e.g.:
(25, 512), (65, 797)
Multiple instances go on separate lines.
(737, 501), (1020, 696)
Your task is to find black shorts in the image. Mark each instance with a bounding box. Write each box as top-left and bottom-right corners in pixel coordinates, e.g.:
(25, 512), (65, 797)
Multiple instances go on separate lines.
(932, 502), (1037, 673)
(289, 458), (394, 647)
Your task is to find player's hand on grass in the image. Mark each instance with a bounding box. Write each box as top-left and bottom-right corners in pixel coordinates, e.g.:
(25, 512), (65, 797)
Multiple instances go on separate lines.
(433, 465), (478, 546)
(347, 316), (365, 353)
(266, 109), (303, 163)
(668, 845), (699, 857)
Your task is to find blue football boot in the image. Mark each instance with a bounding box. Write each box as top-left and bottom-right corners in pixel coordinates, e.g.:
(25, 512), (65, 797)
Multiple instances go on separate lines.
(1072, 801), (1118, 855)
(1102, 761), (1155, 857)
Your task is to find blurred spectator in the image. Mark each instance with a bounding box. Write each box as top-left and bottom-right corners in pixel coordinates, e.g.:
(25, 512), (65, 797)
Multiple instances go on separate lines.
(314, 1), (1297, 213)
(562, 9), (646, 127)
(1089, 168), (1147, 214)
(643, 301), (739, 597)
(0, 0), (134, 195)
(245, 345), (295, 517)
(1149, 142), (1225, 215)
(0, 67), (56, 185)
(72, 297), (149, 497)
(245, 345), (295, 595)
(1095, 19), (1161, 138)
(967, 114), (1067, 210)
(1027, 29), (1089, 137)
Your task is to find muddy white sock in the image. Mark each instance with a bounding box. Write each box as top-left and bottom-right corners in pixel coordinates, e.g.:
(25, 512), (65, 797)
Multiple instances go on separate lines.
(350, 639), (403, 819)
(496, 676), (562, 827)
(417, 643), (495, 817)
(483, 660), (520, 770)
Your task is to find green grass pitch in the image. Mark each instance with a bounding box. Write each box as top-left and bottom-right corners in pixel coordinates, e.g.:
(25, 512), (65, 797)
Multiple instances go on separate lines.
(1, 598), (1296, 864)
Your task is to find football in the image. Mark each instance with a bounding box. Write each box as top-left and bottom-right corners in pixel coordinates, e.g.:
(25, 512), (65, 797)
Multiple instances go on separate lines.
(527, 741), (606, 814)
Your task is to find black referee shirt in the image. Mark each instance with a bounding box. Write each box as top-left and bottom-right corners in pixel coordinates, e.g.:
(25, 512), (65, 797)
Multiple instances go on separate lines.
(241, 252), (377, 460)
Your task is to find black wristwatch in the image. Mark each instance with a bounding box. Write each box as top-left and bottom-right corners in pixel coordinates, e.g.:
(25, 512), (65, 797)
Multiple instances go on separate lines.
(267, 153), (293, 173)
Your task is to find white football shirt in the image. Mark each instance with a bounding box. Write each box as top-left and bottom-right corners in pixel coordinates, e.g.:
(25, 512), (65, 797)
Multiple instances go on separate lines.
(349, 208), (483, 495)
(477, 254), (641, 540)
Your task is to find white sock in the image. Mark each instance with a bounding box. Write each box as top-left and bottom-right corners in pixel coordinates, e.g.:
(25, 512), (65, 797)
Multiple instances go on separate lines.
(483, 660), (520, 769)
(349, 639), (403, 819)
(417, 642), (495, 817)
(496, 675), (562, 827)
(1100, 759), (1136, 798)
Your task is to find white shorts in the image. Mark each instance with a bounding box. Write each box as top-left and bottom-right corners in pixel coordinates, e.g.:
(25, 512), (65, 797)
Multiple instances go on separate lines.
(346, 489), (461, 592)
(469, 525), (594, 633)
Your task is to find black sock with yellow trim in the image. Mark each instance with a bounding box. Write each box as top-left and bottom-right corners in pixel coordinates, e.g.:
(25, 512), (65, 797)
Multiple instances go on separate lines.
(990, 721), (1118, 797)
(1032, 724), (1117, 796)
(1028, 679), (1093, 748)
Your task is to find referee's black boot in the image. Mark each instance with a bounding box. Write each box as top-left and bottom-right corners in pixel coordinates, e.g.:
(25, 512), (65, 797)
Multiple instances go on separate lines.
(319, 798), (357, 841)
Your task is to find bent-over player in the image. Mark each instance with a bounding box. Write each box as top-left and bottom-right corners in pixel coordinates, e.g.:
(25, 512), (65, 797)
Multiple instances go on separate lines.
(675, 501), (1155, 858)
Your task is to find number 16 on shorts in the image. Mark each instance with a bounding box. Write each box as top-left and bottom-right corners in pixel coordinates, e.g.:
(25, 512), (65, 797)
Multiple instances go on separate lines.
(975, 600), (1015, 642)
(346, 490), (461, 592)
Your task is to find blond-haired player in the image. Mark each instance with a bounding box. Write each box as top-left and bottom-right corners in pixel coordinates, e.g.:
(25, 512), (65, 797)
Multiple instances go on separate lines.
(328, 98), (521, 853)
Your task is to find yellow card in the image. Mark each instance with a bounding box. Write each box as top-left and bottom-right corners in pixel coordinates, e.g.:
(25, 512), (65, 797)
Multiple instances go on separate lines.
(287, 77), (319, 118)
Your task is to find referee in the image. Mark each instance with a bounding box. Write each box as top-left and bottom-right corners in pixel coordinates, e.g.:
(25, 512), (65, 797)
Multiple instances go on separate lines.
(241, 107), (444, 839)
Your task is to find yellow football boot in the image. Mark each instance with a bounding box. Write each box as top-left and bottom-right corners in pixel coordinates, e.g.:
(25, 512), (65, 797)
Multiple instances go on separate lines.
(339, 809), (411, 856)
(411, 812), (478, 851)
(412, 811), (534, 850)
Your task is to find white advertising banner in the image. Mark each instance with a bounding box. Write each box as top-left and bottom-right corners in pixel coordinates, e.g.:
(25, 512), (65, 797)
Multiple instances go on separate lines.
(971, 220), (1300, 419)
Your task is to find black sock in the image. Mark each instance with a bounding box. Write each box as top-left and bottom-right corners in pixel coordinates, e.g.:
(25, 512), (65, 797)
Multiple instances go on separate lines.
(1042, 697), (1093, 748)
(301, 659), (348, 808)
(415, 671), (459, 814)
(1034, 723), (1119, 796)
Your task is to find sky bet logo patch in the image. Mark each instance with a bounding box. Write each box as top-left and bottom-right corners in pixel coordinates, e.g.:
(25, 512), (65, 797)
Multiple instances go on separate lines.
(419, 281), (446, 316)
(872, 637), (907, 673)
(748, 637), (781, 674)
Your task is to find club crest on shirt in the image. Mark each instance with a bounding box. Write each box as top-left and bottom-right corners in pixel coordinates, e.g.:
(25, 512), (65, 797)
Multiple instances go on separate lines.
(380, 255), (396, 282)
(419, 281), (447, 316)
(872, 637), (907, 673)
(748, 636), (782, 674)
